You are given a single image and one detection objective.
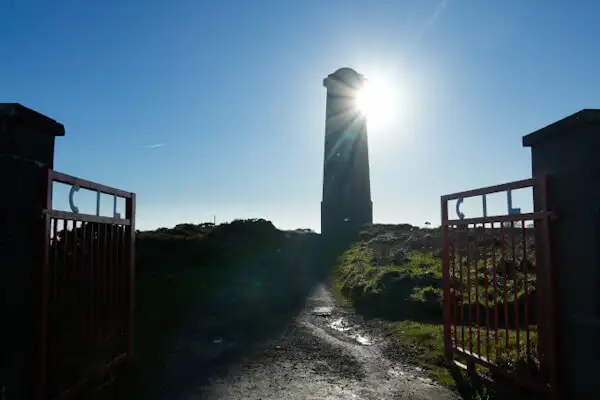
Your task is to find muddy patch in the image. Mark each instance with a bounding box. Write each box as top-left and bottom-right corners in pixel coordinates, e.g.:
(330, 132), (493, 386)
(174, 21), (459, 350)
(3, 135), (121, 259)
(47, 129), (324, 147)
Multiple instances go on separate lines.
(311, 306), (334, 316)
(167, 283), (458, 400)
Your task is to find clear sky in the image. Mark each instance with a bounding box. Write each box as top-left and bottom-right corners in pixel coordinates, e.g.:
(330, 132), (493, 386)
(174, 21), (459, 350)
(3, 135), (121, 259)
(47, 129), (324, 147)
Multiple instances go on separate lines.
(2, 0), (599, 232)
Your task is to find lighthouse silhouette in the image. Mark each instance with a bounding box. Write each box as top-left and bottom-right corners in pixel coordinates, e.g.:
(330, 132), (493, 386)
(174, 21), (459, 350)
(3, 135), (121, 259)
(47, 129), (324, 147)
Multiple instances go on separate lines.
(321, 67), (373, 235)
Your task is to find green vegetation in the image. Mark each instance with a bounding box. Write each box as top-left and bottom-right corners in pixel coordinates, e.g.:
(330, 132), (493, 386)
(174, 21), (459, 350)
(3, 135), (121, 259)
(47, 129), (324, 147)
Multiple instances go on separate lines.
(384, 321), (452, 384)
(330, 224), (543, 398)
(111, 219), (542, 398)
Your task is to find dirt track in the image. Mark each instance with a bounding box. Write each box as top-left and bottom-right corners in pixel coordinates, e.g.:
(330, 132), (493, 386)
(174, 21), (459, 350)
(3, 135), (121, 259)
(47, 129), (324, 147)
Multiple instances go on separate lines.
(160, 285), (457, 399)
(158, 236), (458, 399)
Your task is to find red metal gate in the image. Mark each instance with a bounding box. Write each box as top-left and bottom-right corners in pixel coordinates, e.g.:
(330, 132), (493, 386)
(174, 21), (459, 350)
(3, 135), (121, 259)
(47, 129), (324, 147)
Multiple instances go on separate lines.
(37, 170), (136, 399)
(441, 177), (558, 397)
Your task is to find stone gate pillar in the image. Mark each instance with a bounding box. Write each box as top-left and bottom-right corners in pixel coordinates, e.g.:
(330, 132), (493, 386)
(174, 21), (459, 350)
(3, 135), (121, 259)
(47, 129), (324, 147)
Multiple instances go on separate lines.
(523, 109), (600, 399)
(0, 103), (65, 399)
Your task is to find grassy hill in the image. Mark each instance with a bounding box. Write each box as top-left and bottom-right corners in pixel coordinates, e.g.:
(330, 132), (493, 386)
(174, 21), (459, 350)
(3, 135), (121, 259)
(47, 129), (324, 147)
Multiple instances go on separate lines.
(330, 223), (543, 398)
(114, 219), (541, 399)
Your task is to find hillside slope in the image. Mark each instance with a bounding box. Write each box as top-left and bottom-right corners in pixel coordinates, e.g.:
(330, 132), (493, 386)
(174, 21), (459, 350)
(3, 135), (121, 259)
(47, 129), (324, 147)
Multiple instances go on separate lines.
(331, 223), (541, 398)
(116, 220), (540, 399)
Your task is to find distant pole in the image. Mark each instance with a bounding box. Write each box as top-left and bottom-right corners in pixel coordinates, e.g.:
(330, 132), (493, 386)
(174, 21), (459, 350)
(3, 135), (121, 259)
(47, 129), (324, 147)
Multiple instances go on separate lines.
(213, 215), (216, 225)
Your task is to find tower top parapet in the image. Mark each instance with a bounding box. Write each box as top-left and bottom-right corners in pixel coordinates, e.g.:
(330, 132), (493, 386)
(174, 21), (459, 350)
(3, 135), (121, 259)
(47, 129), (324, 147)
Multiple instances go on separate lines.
(323, 67), (365, 92)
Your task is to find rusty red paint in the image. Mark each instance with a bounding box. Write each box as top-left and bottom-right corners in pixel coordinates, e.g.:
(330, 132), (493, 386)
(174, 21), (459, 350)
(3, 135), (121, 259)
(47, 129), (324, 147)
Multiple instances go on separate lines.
(474, 224), (481, 357)
(453, 347), (554, 396)
(50, 218), (59, 396)
(96, 222), (102, 350)
(441, 176), (558, 398)
(102, 223), (109, 345)
(50, 170), (132, 199)
(492, 222), (499, 353)
(500, 224), (509, 348)
(107, 224), (114, 348)
(458, 226), (465, 349)
(126, 194), (136, 361)
(72, 221), (79, 372)
(521, 219), (531, 355)
(120, 223), (127, 343)
(63, 220), (71, 393)
(450, 226), (457, 349)
(441, 178), (537, 202)
(45, 217), (133, 396)
(482, 222), (490, 360)
(466, 225), (473, 354)
(34, 170), (136, 398)
(87, 222), (95, 363)
(441, 199), (452, 362)
(511, 221), (520, 356)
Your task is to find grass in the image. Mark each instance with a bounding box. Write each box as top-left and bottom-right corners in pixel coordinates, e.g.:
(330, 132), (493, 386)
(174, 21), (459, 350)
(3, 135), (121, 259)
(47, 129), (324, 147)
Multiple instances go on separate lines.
(331, 244), (453, 384)
(333, 244), (442, 294)
(384, 321), (541, 387)
(385, 321), (453, 385)
(330, 224), (544, 398)
(111, 221), (540, 398)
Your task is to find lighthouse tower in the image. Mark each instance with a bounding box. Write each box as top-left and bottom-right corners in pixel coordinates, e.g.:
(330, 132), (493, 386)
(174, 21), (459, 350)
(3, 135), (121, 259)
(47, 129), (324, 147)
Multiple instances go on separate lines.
(321, 67), (373, 235)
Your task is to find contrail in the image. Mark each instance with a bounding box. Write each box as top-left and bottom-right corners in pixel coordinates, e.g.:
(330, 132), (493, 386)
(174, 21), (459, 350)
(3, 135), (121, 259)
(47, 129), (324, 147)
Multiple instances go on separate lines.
(406, 0), (451, 57)
(144, 143), (165, 148)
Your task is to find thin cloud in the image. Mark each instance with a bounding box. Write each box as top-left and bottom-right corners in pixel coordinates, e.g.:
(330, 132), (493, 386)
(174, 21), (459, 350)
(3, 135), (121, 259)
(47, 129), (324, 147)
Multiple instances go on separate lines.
(144, 143), (166, 148)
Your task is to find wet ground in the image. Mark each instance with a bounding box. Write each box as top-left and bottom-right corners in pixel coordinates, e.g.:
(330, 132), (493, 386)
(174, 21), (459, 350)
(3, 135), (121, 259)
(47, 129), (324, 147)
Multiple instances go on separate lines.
(158, 236), (458, 399)
(160, 284), (457, 399)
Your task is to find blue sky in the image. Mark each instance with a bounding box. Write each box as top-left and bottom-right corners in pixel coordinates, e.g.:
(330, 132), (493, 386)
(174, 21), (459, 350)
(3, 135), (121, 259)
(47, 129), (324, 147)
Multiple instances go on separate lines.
(2, 0), (599, 231)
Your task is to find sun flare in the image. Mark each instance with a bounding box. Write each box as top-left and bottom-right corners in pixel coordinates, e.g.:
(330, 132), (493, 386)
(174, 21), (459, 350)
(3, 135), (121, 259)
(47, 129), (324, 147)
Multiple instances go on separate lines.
(355, 78), (396, 129)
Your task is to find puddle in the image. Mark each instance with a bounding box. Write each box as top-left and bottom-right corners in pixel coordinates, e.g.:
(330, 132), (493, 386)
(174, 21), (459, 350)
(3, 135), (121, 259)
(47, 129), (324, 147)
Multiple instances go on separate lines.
(328, 317), (373, 346)
(330, 318), (352, 332)
(352, 334), (372, 346)
(388, 368), (406, 377)
(312, 306), (333, 316)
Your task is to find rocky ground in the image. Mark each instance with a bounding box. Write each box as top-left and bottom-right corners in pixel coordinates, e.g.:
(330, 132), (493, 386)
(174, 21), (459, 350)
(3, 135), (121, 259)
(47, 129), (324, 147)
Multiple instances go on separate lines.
(159, 276), (457, 399)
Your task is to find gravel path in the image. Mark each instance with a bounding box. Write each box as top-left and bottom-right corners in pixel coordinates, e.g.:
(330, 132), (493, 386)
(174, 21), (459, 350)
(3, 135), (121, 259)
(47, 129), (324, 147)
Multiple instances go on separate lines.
(158, 236), (458, 399)
(161, 285), (457, 399)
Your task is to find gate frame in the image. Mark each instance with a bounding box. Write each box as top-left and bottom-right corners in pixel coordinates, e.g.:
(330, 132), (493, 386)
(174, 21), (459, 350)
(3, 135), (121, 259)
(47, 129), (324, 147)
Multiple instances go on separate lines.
(440, 175), (559, 397)
(35, 169), (136, 399)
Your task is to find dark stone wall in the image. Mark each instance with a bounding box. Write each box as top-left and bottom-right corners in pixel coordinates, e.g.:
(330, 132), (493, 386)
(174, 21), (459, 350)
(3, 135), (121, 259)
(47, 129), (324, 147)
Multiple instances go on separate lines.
(0, 156), (48, 399)
(0, 103), (61, 398)
(0, 103), (64, 169)
(524, 118), (600, 399)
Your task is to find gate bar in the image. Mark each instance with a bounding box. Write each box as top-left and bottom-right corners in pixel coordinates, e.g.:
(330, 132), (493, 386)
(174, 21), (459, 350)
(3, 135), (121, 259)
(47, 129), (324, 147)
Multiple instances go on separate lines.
(51, 171), (133, 199)
(441, 178), (537, 201)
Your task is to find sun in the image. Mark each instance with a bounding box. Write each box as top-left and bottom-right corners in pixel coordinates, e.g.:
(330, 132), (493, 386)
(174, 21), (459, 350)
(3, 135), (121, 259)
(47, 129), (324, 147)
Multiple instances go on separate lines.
(354, 78), (396, 129)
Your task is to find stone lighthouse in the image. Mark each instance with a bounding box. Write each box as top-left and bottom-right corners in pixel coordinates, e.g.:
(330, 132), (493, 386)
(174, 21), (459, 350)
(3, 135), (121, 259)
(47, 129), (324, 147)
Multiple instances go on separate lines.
(321, 67), (373, 235)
